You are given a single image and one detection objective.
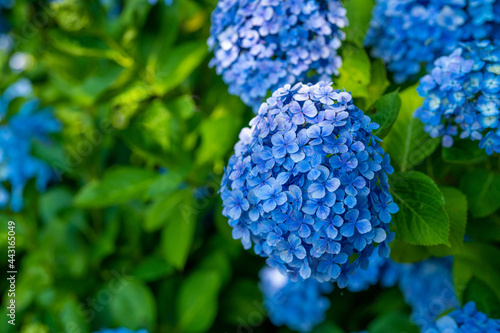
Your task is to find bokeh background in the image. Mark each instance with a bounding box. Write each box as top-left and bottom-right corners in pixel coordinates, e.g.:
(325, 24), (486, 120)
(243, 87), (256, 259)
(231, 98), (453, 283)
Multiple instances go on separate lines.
(1, 1), (500, 333)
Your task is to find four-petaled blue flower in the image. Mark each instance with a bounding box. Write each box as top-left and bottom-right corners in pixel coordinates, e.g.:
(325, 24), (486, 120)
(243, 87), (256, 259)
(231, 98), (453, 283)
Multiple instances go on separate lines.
(220, 81), (398, 286)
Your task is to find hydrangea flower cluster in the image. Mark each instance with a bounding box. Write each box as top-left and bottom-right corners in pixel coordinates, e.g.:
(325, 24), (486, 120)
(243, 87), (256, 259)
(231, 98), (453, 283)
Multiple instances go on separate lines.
(259, 266), (333, 333)
(415, 41), (500, 154)
(365, 0), (500, 83)
(0, 80), (60, 212)
(346, 249), (401, 292)
(208, 0), (348, 109)
(93, 329), (148, 333)
(399, 257), (459, 330)
(220, 81), (398, 286)
(423, 302), (500, 333)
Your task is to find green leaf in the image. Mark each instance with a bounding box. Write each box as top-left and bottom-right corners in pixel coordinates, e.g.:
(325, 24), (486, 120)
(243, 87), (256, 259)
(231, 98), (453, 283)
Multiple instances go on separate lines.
(111, 81), (156, 129)
(459, 170), (500, 218)
(154, 40), (208, 95)
(369, 91), (401, 138)
(132, 255), (175, 282)
(109, 279), (156, 330)
(145, 169), (186, 200)
(383, 86), (439, 172)
(161, 190), (197, 269)
(343, 0), (375, 47)
(145, 189), (187, 232)
(334, 43), (371, 99)
(390, 171), (450, 246)
(74, 167), (158, 208)
(196, 97), (244, 166)
(463, 277), (500, 318)
(39, 187), (74, 224)
(427, 186), (467, 256)
(368, 311), (419, 333)
(58, 297), (90, 333)
(365, 58), (391, 108)
(390, 186), (467, 262)
(177, 270), (221, 333)
(442, 139), (488, 164)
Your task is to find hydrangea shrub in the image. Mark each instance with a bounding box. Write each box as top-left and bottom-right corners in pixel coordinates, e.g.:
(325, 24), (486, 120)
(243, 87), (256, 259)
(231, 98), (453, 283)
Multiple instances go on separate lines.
(208, 0), (347, 109)
(259, 266), (332, 332)
(220, 81), (398, 287)
(423, 301), (500, 333)
(415, 41), (500, 154)
(365, 0), (500, 83)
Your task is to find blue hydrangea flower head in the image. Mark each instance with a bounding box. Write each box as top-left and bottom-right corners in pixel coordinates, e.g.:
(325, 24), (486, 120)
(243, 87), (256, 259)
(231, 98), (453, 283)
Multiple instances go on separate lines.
(415, 40), (500, 154)
(398, 257), (459, 330)
(93, 329), (148, 333)
(220, 81), (398, 287)
(0, 80), (60, 212)
(423, 301), (500, 333)
(208, 0), (348, 110)
(365, 0), (500, 83)
(259, 266), (333, 332)
(346, 249), (401, 292)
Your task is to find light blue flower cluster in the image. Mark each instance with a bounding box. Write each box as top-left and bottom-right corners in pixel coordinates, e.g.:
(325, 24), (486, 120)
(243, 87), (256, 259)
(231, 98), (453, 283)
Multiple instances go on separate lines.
(93, 329), (148, 333)
(220, 81), (398, 286)
(365, 0), (500, 83)
(415, 41), (500, 154)
(208, 0), (348, 109)
(423, 301), (500, 333)
(346, 249), (401, 292)
(0, 79), (60, 212)
(259, 266), (333, 333)
(398, 257), (460, 330)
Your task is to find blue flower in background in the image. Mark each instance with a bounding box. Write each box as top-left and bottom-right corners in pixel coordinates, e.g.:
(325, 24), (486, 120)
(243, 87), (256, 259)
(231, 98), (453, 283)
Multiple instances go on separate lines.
(423, 301), (500, 333)
(93, 329), (148, 333)
(0, 79), (60, 212)
(208, 0), (348, 110)
(259, 266), (333, 332)
(415, 40), (500, 154)
(220, 81), (398, 286)
(398, 257), (459, 330)
(346, 249), (401, 292)
(345, 253), (459, 330)
(365, 0), (500, 83)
